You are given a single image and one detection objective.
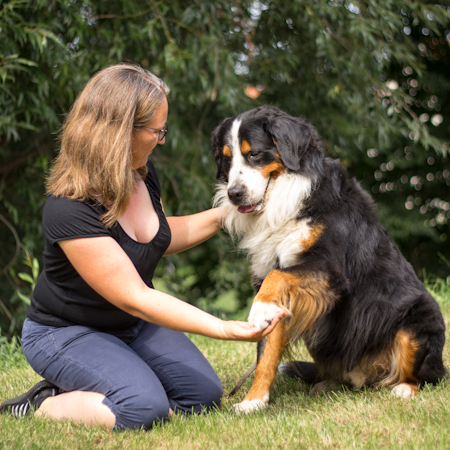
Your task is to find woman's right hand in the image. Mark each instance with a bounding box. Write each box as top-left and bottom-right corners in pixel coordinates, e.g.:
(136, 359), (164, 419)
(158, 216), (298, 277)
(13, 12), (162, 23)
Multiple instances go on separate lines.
(218, 309), (288, 342)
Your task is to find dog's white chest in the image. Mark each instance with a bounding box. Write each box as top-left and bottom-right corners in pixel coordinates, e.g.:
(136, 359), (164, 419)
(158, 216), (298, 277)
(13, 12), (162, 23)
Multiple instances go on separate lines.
(245, 219), (312, 280)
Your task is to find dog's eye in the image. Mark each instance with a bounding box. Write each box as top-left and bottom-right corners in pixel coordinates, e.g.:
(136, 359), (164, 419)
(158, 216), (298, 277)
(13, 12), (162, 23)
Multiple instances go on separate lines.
(248, 151), (261, 160)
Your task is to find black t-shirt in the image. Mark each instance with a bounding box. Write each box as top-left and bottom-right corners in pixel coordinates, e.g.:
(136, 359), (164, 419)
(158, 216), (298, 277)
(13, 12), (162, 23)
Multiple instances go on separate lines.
(27, 160), (171, 331)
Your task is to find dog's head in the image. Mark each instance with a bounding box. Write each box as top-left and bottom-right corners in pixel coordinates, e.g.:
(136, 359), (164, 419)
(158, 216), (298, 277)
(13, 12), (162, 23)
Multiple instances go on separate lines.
(212, 106), (323, 214)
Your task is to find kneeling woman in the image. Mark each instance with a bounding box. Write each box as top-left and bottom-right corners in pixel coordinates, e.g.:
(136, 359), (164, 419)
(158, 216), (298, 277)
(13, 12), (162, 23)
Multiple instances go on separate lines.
(0, 64), (285, 430)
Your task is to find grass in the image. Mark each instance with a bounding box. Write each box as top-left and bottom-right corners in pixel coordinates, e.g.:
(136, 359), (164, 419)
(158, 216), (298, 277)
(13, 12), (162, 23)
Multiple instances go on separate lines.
(1, 283), (450, 450)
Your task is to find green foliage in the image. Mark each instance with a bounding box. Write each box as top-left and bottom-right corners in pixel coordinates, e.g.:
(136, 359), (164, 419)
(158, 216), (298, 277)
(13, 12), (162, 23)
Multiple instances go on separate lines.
(15, 251), (40, 306)
(0, 0), (449, 337)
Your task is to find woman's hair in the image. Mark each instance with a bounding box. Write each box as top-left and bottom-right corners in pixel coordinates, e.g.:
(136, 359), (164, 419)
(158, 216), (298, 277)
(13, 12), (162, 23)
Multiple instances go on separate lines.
(46, 63), (170, 228)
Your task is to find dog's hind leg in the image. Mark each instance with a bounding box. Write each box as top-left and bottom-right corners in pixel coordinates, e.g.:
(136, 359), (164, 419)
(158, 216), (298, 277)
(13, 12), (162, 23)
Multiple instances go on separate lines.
(309, 330), (421, 398)
(234, 320), (288, 414)
(387, 328), (445, 399)
(385, 330), (421, 398)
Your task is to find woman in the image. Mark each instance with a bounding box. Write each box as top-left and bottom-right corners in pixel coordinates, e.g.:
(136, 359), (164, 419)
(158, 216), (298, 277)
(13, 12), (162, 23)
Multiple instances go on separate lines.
(0, 64), (286, 430)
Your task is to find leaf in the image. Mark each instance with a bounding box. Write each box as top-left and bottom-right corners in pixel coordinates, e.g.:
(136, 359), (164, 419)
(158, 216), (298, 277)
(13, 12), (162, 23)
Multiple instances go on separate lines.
(16, 290), (31, 306)
(18, 272), (34, 286)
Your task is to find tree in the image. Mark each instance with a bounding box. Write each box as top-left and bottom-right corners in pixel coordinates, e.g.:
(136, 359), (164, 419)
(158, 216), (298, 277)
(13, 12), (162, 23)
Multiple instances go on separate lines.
(1, 0), (449, 337)
(240, 1), (450, 275)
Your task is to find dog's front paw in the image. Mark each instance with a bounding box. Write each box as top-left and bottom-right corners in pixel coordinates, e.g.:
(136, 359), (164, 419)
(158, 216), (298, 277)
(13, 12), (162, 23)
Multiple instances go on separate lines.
(248, 302), (283, 330)
(234, 399), (268, 415)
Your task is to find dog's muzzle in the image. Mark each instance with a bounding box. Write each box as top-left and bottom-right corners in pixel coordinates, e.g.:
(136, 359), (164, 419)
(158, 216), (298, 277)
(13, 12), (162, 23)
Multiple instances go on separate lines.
(228, 185), (246, 205)
(228, 185), (259, 213)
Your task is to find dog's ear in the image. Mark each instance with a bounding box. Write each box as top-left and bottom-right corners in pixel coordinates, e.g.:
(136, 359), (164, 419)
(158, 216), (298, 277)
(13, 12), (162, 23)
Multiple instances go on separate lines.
(263, 115), (323, 182)
(211, 124), (224, 180)
(211, 118), (233, 181)
(211, 123), (221, 162)
(263, 115), (315, 172)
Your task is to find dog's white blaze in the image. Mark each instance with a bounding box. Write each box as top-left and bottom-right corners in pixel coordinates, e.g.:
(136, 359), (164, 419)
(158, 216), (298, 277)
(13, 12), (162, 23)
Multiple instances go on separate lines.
(228, 119), (245, 189)
(229, 118), (241, 158)
(227, 118), (271, 207)
(248, 301), (283, 330)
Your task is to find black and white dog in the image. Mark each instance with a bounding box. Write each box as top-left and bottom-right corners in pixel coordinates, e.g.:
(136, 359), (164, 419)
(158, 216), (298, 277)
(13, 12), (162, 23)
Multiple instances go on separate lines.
(212, 105), (446, 413)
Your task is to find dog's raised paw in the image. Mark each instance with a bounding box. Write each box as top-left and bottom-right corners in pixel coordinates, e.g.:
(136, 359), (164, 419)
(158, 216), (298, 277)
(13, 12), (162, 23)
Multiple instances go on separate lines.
(248, 302), (283, 330)
(234, 399), (268, 415)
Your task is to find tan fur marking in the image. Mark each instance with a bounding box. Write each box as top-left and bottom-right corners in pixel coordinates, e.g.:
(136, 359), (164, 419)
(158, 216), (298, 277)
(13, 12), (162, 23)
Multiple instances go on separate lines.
(300, 223), (326, 251)
(254, 270), (336, 343)
(241, 140), (251, 155)
(344, 329), (419, 389)
(259, 161), (285, 179)
(223, 145), (231, 157)
(242, 321), (288, 402)
(384, 329), (419, 386)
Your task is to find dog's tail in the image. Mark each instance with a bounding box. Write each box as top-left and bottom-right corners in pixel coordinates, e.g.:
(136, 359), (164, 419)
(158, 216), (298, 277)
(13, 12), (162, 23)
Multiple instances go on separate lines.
(277, 361), (321, 384)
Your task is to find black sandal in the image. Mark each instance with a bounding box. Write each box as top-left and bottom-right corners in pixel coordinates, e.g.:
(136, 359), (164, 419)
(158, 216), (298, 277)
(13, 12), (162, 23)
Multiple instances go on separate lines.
(0, 380), (61, 417)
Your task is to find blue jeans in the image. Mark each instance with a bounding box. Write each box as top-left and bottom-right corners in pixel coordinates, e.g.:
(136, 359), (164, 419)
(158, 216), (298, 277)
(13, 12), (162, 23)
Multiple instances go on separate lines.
(21, 318), (222, 430)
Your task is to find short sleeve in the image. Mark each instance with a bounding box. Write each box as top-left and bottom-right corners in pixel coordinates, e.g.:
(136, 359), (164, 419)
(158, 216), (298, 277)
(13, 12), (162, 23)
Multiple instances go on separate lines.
(146, 159), (161, 199)
(43, 196), (111, 246)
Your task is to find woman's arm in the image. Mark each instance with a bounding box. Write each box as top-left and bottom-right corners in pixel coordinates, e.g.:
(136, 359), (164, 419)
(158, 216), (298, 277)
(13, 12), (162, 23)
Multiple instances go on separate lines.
(164, 207), (226, 256)
(58, 236), (286, 341)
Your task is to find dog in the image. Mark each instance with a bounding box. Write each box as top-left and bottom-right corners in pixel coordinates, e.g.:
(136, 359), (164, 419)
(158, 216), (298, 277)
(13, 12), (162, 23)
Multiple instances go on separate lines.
(212, 105), (446, 414)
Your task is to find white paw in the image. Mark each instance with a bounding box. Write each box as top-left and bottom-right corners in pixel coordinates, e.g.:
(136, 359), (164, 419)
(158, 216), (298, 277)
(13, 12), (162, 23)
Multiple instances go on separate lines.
(391, 383), (416, 399)
(248, 302), (283, 330)
(234, 399), (268, 415)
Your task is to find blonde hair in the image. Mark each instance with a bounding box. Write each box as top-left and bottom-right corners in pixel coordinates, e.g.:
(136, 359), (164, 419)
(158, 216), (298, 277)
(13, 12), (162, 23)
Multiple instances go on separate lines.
(46, 63), (170, 227)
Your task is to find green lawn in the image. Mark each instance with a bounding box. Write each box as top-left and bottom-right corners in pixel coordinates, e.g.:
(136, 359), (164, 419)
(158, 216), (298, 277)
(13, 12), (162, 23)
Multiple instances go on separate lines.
(1, 282), (450, 449)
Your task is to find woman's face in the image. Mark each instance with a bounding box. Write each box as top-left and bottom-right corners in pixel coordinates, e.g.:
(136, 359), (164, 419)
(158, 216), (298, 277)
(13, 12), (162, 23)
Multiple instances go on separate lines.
(131, 98), (168, 170)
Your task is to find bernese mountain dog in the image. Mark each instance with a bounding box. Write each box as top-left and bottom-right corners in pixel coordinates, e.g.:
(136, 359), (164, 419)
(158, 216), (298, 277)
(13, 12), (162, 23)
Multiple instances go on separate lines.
(212, 105), (446, 414)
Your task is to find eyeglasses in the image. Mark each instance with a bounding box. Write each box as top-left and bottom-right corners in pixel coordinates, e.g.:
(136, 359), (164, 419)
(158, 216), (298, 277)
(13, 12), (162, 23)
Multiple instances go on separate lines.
(143, 125), (169, 141)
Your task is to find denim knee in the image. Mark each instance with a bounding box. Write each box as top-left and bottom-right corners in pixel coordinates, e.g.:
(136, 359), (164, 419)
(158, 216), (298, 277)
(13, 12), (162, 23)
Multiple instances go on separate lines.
(201, 376), (223, 411)
(180, 374), (223, 414)
(111, 389), (171, 430)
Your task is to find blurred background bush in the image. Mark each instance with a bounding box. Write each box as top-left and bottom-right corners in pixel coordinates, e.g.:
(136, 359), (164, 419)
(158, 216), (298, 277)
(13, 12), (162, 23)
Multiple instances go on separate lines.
(1, 0), (449, 337)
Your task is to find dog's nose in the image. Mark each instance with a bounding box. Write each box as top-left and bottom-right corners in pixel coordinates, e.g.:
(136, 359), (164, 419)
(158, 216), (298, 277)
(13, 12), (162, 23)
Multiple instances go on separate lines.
(228, 185), (246, 204)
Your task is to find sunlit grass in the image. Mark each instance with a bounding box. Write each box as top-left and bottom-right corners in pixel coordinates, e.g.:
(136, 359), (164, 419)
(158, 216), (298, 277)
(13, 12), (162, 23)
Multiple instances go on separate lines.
(1, 283), (449, 449)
